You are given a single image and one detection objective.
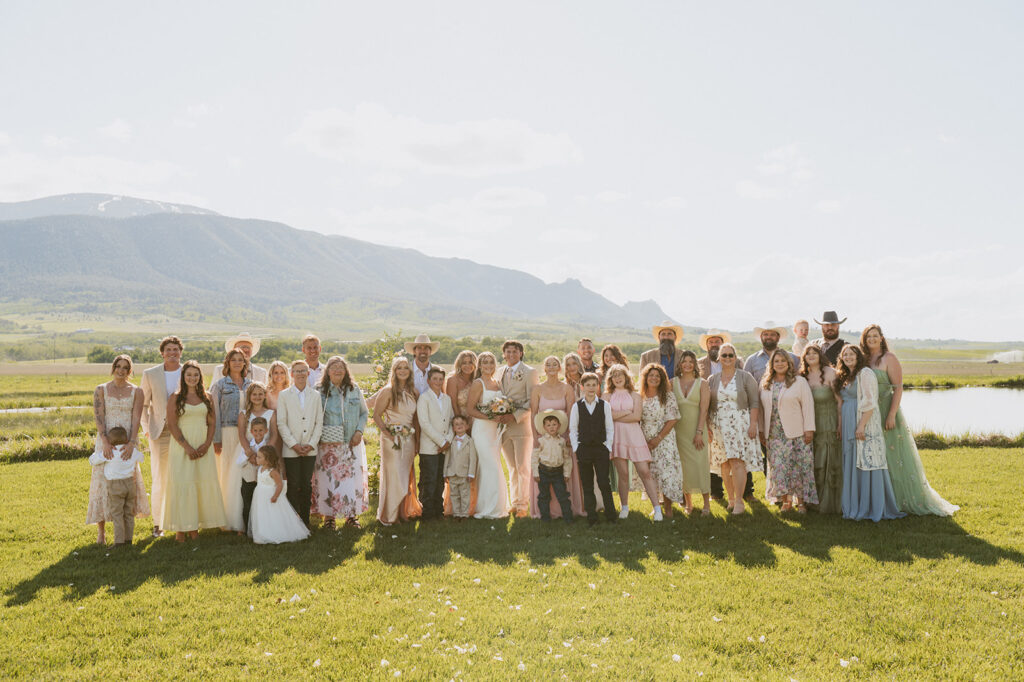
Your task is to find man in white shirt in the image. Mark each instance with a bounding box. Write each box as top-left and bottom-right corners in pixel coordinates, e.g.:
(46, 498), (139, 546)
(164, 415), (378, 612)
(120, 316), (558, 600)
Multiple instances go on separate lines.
(140, 335), (183, 536)
(302, 334), (324, 388)
(404, 333), (441, 396)
(496, 340), (538, 517)
(416, 367), (454, 520)
(569, 372), (617, 525)
(275, 360), (323, 527)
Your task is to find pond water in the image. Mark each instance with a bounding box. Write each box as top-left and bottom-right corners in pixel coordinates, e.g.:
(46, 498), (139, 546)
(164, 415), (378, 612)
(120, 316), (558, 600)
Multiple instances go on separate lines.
(899, 387), (1024, 436)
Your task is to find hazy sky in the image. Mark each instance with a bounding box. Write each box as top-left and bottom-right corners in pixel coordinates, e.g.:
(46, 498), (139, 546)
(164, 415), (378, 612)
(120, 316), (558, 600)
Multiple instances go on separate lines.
(2, 2), (1022, 341)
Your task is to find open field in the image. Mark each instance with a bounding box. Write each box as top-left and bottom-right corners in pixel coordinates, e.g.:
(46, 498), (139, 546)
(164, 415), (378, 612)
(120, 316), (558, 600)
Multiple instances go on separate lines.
(1, 448), (1021, 679)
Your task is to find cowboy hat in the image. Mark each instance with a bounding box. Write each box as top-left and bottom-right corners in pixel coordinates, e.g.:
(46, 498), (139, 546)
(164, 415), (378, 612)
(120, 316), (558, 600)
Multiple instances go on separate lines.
(651, 320), (684, 342)
(224, 332), (261, 357)
(698, 329), (733, 351)
(753, 322), (789, 340)
(404, 333), (440, 354)
(814, 310), (848, 325)
(534, 408), (569, 436)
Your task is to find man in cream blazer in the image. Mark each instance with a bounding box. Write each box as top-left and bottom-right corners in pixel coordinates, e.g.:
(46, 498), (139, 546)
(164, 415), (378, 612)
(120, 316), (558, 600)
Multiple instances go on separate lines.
(495, 340), (538, 517)
(276, 360), (323, 527)
(416, 367), (454, 520)
(140, 335), (184, 535)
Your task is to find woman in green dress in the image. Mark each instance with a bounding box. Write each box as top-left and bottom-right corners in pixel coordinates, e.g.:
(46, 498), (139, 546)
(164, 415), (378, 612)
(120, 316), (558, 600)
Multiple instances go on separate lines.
(671, 351), (712, 516)
(860, 325), (959, 516)
(799, 345), (842, 514)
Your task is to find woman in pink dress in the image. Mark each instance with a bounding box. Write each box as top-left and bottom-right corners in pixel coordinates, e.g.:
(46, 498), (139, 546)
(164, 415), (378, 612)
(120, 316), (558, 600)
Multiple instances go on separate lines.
(603, 364), (663, 521)
(529, 355), (583, 518)
(444, 350), (478, 516)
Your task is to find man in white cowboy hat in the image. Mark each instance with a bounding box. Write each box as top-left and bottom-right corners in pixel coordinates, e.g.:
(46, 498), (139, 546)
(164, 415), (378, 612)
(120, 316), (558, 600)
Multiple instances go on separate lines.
(745, 322), (800, 385)
(404, 334), (441, 396)
(810, 311), (848, 367)
(640, 321), (686, 379)
(211, 332), (268, 383)
(697, 329), (745, 379)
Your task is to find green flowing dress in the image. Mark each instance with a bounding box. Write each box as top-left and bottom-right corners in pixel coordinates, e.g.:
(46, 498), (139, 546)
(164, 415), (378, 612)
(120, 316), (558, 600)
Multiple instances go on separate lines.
(873, 369), (959, 516)
(672, 377), (710, 494)
(811, 385), (843, 514)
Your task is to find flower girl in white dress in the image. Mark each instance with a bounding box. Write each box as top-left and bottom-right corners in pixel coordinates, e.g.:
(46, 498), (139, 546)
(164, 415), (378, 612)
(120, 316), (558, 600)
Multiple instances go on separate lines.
(249, 445), (310, 544)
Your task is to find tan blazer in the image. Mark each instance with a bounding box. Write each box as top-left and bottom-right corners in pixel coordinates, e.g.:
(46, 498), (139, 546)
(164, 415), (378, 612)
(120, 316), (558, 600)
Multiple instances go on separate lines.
(211, 363), (268, 385)
(416, 390), (454, 455)
(697, 354), (745, 379)
(760, 375), (815, 439)
(140, 364), (174, 439)
(638, 347), (686, 376)
(444, 436), (479, 478)
(496, 363), (537, 429)
(276, 385), (324, 458)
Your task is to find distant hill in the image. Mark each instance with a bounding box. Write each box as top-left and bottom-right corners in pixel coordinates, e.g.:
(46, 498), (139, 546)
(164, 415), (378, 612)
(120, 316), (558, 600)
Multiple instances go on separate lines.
(0, 194), (672, 336)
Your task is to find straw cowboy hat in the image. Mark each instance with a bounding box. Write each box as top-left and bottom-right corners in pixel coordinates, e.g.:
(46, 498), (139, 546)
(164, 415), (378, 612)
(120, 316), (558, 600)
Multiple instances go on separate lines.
(698, 329), (733, 352)
(224, 332), (261, 357)
(651, 320), (685, 342)
(534, 408), (569, 436)
(814, 310), (848, 325)
(404, 333), (441, 354)
(753, 322), (789, 340)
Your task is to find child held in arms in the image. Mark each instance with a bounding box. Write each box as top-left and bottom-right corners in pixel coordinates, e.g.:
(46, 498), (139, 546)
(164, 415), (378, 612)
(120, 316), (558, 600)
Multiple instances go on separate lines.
(532, 409), (574, 523)
(443, 415), (478, 521)
(792, 319), (810, 355)
(88, 426), (145, 546)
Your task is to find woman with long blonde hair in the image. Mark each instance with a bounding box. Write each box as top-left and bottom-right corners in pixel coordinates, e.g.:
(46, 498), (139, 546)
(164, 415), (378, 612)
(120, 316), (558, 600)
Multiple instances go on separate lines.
(372, 357), (423, 525)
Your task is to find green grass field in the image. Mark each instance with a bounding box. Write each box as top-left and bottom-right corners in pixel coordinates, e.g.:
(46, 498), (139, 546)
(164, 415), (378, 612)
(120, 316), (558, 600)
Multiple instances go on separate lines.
(1, 448), (1022, 679)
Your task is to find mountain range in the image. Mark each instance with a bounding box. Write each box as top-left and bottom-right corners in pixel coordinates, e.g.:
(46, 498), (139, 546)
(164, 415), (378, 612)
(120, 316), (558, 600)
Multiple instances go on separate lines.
(0, 194), (670, 337)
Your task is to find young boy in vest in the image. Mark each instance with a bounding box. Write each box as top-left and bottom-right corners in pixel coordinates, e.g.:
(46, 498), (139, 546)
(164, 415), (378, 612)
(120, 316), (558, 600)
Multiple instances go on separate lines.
(569, 373), (617, 525)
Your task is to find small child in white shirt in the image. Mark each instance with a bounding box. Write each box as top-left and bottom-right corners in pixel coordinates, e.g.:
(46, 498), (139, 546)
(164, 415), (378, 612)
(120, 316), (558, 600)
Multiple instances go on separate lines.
(236, 417), (268, 533)
(87, 426), (144, 545)
(532, 409), (574, 523)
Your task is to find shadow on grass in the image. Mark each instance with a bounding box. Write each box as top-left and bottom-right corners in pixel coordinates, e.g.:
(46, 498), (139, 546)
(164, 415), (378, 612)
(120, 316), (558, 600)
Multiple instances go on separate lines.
(8, 503), (1023, 606)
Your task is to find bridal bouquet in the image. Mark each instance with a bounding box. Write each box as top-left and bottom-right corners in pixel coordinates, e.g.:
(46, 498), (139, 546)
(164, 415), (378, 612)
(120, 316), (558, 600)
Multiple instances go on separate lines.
(478, 395), (517, 419)
(385, 423), (415, 450)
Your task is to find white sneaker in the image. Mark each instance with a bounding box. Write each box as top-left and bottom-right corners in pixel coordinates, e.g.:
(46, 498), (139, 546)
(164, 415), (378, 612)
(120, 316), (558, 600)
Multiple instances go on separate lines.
(618, 507), (629, 519)
(652, 507), (664, 522)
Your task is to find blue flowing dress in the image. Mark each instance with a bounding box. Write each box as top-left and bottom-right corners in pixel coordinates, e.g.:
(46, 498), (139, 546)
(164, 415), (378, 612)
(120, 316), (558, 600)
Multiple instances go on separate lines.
(839, 379), (905, 522)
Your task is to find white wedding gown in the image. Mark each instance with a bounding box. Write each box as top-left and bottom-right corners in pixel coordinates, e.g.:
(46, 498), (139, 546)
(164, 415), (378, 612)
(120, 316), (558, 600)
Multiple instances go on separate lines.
(472, 383), (510, 519)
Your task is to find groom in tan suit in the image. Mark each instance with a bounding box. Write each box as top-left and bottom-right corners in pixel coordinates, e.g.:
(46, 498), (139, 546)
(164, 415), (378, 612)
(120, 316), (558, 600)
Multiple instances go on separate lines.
(140, 335), (183, 536)
(495, 340), (537, 517)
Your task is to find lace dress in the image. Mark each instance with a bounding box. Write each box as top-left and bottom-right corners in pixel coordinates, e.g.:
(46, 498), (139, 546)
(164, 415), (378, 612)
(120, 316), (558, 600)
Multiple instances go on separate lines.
(87, 385), (150, 525)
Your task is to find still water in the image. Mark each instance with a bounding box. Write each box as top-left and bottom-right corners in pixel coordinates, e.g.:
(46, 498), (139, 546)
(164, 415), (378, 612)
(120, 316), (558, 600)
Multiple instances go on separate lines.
(899, 387), (1024, 435)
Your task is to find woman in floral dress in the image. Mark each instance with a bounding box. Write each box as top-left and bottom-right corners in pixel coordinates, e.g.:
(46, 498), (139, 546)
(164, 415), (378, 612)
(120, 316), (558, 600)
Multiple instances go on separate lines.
(759, 350), (817, 513)
(314, 356), (369, 529)
(707, 343), (762, 515)
(639, 363), (684, 518)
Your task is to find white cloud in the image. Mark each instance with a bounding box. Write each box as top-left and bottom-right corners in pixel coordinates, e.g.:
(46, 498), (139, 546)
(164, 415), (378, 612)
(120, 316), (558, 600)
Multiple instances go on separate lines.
(756, 144), (813, 182)
(735, 180), (781, 200)
(473, 186), (547, 210)
(289, 103), (582, 177)
(0, 132), (10, 146)
(575, 190), (630, 205)
(42, 134), (73, 150)
(645, 196), (687, 210)
(174, 103), (211, 129)
(98, 118), (132, 143)
(0, 150), (201, 204)
(366, 172), (404, 188)
(816, 199), (842, 213)
(938, 132), (958, 144)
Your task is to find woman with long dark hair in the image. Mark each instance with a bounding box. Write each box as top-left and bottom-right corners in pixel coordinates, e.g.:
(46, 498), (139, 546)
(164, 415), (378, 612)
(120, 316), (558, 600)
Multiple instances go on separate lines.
(800, 345), (841, 514)
(759, 350), (817, 513)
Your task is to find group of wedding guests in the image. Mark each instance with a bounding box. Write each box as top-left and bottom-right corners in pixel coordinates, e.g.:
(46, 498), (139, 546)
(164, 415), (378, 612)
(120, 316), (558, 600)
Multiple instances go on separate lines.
(86, 314), (959, 546)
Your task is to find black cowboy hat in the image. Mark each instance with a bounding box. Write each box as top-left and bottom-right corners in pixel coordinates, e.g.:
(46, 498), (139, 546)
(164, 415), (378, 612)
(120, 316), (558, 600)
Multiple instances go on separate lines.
(814, 311), (847, 325)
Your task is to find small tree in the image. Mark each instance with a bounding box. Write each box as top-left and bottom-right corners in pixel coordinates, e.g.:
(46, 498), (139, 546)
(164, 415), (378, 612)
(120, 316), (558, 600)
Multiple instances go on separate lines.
(358, 330), (404, 394)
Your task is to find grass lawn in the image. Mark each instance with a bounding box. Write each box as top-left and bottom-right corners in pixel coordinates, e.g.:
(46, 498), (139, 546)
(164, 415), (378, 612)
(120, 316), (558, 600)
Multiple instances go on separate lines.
(1, 448), (1021, 679)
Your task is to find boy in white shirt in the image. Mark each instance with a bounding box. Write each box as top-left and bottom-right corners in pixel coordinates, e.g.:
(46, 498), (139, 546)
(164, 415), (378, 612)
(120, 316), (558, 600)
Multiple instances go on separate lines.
(569, 373), (617, 526)
(237, 416), (269, 533)
(88, 426), (144, 545)
(532, 409), (574, 523)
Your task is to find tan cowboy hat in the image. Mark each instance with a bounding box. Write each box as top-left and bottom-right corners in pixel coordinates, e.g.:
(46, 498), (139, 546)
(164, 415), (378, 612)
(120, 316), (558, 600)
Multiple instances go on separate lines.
(753, 322), (789, 340)
(224, 332), (261, 357)
(404, 333), (440, 354)
(651, 320), (684, 342)
(534, 408), (569, 436)
(698, 329), (733, 351)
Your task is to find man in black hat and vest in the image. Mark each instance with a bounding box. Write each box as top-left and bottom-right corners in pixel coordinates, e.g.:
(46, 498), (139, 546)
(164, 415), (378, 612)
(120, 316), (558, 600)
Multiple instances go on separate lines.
(811, 311), (848, 366)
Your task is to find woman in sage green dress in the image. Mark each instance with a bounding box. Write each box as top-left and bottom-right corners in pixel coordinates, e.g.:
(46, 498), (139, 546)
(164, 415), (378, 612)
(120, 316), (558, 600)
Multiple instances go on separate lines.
(671, 350), (711, 515)
(799, 345), (842, 514)
(860, 325), (959, 516)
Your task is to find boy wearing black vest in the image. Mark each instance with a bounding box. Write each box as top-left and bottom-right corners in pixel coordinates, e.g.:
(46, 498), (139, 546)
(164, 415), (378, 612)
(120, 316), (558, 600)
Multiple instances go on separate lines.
(569, 372), (618, 525)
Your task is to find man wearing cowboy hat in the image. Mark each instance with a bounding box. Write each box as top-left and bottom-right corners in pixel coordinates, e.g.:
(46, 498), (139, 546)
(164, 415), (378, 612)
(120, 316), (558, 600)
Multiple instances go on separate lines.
(404, 334), (442, 396)
(211, 332), (268, 383)
(697, 329), (745, 379)
(810, 311), (848, 367)
(745, 322), (801, 385)
(640, 321), (686, 379)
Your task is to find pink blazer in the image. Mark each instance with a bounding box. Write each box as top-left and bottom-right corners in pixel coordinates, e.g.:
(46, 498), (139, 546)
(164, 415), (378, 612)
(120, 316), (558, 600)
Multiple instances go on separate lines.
(759, 376), (815, 439)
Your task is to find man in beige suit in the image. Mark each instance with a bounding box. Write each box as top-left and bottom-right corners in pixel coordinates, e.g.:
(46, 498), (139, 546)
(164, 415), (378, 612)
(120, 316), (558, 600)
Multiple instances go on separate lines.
(495, 340), (537, 517)
(697, 329), (745, 379)
(140, 335), (183, 536)
(416, 367), (454, 520)
(276, 360), (323, 527)
(639, 321), (686, 378)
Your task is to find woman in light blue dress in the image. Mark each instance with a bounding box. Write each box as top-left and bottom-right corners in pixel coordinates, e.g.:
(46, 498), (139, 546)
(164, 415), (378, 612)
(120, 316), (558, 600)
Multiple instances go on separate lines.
(835, 345), (904, 522)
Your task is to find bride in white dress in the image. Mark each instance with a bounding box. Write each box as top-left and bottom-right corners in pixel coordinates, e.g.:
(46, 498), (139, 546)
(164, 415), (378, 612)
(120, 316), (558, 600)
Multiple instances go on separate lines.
(466, 352), (510, 519)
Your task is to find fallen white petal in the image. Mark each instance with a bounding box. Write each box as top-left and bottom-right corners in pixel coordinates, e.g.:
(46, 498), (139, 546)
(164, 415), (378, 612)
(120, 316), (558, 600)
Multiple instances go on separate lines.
(672, 654), (681, 662)
(381, 659), (389, 667)
(839, 659), (849, 667)
(290, 594), (301, 603)
(712, 616), (722, 622)
(518, 662), (526, 671)
(313, 659), (321, 667)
